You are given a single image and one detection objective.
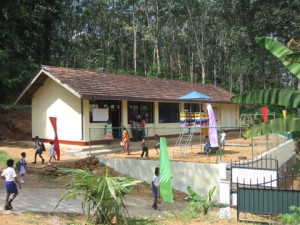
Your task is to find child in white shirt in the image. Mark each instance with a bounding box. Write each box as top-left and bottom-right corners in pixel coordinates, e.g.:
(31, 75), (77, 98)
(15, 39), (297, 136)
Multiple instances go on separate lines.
(1, 159), (21, 210)
(221, 130), (226, 151)
(151, 167), (159, 210)
(48, 141), (57, 165)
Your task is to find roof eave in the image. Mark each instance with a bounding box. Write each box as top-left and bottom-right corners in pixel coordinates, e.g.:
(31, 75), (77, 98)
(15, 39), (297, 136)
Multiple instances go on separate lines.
(14, 69), (45, 104)
(82, 95), (235, 104)
(14, 68), (82, 104)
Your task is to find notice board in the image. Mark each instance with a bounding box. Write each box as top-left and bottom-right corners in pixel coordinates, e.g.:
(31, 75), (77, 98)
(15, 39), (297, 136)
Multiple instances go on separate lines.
(92, 108), (108, 122)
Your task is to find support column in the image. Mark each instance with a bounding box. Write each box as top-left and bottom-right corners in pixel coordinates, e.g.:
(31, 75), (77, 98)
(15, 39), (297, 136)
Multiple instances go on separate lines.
(219, 161), (230, 219)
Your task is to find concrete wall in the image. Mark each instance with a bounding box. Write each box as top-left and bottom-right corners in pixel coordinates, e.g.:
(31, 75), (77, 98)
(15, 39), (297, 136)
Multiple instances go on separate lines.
(32, 79), (82, 141)
(98, 156), (220, 201)
(259, 139), (295, 168)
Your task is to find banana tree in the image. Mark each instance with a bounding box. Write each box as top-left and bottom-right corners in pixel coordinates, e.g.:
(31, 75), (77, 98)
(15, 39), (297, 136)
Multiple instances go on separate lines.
(231, 37), (300, 144)
(187, 186), (227, 215)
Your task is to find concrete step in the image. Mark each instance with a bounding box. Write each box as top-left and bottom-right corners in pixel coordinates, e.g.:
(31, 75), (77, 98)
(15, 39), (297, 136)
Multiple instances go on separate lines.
(63, 143), (143, 158)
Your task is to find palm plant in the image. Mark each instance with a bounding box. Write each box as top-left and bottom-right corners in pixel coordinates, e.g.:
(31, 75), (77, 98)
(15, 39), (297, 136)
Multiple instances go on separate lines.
(231, 37), (300, 143)
(55, 168), (144, 224)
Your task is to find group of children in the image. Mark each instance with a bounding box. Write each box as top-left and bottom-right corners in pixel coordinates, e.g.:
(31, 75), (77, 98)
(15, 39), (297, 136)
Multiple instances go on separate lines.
(203, 129), (226, 155)
(33, 136), (56, 165)
(140, 134), (160, 157)
(1, 139), (57, 210)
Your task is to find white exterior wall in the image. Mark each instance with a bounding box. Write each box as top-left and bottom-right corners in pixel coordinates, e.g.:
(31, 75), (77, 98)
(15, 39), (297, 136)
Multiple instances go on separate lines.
(32, 79), (82, 141)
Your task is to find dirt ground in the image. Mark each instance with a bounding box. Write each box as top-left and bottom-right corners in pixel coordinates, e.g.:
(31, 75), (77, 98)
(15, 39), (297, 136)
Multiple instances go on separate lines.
(104, 131), (287, 164)
(0, 108), (283, 224)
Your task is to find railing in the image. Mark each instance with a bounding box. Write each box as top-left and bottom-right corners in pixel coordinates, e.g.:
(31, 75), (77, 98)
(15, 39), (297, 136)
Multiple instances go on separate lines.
(88, 126), (290, 159)
(236, 160), (300, 223)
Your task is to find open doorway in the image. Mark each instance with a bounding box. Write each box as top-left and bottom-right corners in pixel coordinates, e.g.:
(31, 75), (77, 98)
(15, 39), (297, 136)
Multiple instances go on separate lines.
(109, 102), (122, 138)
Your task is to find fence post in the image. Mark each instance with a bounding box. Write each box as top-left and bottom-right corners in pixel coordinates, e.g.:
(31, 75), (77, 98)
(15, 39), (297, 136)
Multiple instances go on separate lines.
(219, 161), (230, 219)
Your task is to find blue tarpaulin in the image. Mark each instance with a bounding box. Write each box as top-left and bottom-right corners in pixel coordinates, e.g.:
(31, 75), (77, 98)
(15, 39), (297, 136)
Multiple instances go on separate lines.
(178, 91), (211, 100)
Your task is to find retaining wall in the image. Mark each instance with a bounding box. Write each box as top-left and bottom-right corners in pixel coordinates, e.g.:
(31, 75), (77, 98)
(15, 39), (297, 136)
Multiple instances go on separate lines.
(98, 140), (295, 203)
(98, 156), (220, 201)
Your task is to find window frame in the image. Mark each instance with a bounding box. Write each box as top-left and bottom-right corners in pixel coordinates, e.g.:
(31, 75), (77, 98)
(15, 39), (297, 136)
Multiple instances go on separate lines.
(127, 101), (153, 124)
(158, 102), (180, 123)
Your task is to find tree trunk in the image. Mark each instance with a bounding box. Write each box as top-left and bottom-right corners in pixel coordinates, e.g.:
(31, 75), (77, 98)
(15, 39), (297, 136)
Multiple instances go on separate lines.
(214, 64), (217, 86)
(190, 50), (194, 82)
(133, 27), (137, 75)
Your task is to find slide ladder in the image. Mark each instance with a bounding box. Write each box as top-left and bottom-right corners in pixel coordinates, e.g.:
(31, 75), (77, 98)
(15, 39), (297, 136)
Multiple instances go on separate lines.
(173, 126), (195, 158)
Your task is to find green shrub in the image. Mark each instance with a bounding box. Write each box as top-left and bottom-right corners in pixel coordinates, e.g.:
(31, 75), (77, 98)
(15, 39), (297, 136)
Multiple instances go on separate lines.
(279, 205), (300, 225)
(56, 168), (145, 225)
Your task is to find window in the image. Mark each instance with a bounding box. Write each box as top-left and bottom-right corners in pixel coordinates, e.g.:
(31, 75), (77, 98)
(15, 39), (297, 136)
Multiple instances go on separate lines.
(128, 101), (153, 123)
(159, 103), (179, 123)
(184, 103), (203, 112)
(89, 100), (121, 123)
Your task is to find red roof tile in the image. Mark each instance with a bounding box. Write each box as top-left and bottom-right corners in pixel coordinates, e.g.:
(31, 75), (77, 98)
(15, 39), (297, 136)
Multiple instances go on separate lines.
(16, 65), (235, 104)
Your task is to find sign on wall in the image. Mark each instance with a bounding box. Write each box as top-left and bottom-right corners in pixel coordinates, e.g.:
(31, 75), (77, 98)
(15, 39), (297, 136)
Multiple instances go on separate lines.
(92, 108), (109, 122)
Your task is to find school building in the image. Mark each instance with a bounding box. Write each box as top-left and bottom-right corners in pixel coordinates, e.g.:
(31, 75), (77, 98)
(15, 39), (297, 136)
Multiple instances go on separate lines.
(15, 65), (239, 145)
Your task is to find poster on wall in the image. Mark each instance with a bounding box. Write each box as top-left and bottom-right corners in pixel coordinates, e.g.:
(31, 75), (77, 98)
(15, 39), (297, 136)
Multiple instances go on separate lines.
(92, 108), (109, 122)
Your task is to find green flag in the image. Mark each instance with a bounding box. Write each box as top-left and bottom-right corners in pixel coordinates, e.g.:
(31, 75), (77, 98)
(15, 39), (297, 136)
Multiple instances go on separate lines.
(159, 137), (173, 203)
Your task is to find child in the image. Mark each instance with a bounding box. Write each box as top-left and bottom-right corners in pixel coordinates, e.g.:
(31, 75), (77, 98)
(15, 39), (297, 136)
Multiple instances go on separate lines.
(220, 130), (226, 151)
(1, 159), (21, 210)
(154, 134), (160, 154)
(48, 141), (57, 165)
(19, 152), (27, 183)
(104, 119), (113, 145)
(151, 167), (159, 210)
(141, 137), (148, 157)
(203, 136), (210, 155)
(33, 136), (45, 164)
(122, 127), (130, 155)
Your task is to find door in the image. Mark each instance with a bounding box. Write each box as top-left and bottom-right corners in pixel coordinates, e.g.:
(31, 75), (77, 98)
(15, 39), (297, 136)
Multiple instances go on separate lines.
(109, 101), (122, 138)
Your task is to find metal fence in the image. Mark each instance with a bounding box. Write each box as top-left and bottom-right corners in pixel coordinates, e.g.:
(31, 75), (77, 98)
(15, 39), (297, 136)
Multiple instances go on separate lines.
(235, 157), (300, 223)
(88, 126), (289, 158)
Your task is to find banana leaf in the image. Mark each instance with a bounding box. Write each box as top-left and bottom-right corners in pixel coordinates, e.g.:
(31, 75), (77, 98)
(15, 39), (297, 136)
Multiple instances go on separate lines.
(255, 37), (300, 78)
(285, 51), (300, 63)
(187, 186), (204, 202)
(231, 89), (300, 108)
(243, 118), (300, 138)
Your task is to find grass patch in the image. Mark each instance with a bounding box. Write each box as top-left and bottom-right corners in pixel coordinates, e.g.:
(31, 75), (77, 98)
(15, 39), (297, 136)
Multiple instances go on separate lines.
(24, 216), (42, 224)
(0, 150), (19, 168)
(173, 208), (199, 221)
(127, 218), (161, 225)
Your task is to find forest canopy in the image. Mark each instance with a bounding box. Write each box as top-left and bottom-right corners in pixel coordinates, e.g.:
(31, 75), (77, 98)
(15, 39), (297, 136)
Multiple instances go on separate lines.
(1, 0), (299, 104)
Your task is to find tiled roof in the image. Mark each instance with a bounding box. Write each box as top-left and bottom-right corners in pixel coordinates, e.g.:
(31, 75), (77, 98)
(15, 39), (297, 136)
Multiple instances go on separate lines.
(15, 65), (235, 104)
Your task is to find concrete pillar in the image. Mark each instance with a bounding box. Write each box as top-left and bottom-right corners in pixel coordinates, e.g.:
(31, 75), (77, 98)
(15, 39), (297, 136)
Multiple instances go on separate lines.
(219, 161), (230, 219)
